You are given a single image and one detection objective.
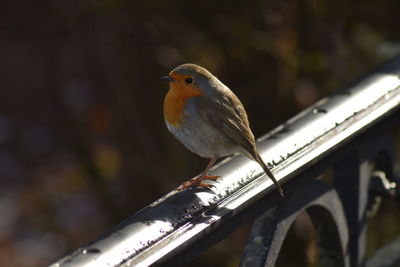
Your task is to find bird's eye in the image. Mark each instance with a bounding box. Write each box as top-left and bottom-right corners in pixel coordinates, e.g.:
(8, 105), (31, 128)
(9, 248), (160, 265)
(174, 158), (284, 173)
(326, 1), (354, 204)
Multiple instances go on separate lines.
(185, 77), (193, 84)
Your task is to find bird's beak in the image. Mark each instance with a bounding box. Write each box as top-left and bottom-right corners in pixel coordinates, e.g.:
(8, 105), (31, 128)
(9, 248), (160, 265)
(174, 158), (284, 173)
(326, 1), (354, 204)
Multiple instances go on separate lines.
(160, 75), (175, 82)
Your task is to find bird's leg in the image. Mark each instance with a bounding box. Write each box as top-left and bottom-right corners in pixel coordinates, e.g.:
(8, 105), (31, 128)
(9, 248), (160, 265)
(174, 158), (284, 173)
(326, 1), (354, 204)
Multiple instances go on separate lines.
(178, 157), (219, 191)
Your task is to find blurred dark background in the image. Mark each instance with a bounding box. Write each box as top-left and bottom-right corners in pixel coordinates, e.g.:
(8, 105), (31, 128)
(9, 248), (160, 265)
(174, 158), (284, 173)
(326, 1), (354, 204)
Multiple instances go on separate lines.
(1, 0), (400, 266)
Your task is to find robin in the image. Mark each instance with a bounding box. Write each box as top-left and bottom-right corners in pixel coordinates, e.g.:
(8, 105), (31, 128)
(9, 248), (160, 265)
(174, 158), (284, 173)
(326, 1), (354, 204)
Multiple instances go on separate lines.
(161, 63), (284, 196)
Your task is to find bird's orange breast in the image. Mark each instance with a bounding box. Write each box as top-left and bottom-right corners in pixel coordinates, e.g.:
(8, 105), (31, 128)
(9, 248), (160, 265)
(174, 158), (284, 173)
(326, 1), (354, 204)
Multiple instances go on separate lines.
(164, 83), (203, 127)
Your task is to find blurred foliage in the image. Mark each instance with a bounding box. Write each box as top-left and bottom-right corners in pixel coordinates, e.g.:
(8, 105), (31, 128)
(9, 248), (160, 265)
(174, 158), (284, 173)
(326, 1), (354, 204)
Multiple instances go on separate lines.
(0, 0), (400, 266)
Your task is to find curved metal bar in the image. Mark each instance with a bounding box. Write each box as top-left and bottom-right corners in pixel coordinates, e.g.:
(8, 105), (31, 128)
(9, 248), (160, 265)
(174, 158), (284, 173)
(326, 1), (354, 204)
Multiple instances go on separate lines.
(240, 180), (349, 267)
(333, 131), (396, 266)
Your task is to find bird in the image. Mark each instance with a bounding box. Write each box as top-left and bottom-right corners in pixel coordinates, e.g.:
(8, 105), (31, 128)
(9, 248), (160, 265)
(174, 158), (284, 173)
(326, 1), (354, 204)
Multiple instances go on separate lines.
(161, 63), (284, 196)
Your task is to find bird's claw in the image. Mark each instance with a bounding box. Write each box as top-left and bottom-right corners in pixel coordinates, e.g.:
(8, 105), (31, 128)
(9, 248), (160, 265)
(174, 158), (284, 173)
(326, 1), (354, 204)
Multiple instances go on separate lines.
(177, 175), (220, 191)
(203, 175), (219, 181)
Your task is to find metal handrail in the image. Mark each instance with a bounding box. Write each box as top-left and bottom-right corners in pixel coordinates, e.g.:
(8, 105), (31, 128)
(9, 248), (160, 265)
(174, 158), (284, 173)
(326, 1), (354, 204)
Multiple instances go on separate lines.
(51, 56), (400, 267)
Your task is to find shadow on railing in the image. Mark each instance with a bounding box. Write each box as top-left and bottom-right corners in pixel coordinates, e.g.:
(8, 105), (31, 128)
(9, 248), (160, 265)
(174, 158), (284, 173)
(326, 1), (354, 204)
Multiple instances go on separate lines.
(51, 56), (400, 267)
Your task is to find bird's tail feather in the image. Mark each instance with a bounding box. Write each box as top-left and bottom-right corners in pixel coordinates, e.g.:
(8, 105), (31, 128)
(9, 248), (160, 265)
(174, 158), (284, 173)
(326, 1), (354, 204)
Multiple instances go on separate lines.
(254, 152), (284, 196)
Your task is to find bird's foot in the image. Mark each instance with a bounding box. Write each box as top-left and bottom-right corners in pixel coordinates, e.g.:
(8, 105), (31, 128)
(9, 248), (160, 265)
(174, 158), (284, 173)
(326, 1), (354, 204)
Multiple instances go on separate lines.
(202, 175), (219, 181)
(177, 175), (220, 191)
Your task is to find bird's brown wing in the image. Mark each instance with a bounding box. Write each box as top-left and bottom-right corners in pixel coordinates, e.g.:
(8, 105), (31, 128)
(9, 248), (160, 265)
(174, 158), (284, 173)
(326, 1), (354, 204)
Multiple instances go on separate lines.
(196, 95), (283, 196)
(195, 92), (257, 157)
(196, 93), (284, 196)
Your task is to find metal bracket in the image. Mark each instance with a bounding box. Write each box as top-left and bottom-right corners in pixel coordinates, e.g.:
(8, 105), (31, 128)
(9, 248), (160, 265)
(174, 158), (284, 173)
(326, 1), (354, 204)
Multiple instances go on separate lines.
(240, 180), (349, 267)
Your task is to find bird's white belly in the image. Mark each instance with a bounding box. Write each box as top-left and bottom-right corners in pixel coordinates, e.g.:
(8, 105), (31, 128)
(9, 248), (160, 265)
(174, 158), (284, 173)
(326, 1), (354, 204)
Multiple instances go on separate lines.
(165, 119), (238, 158)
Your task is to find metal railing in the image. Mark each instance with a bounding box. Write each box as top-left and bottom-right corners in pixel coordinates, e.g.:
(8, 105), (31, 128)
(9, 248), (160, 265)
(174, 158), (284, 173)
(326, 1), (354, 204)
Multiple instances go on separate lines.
(51, 56), (400, 267)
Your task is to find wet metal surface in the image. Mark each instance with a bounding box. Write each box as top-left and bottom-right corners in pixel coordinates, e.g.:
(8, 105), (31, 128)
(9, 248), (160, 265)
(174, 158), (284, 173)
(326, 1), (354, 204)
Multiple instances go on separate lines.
(51, 56), (400, 267)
